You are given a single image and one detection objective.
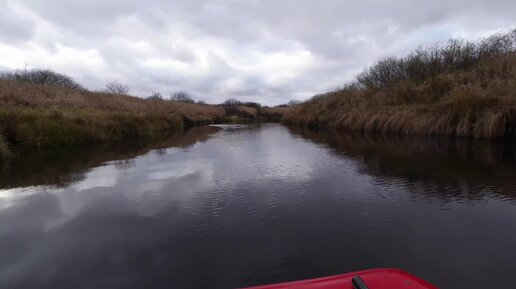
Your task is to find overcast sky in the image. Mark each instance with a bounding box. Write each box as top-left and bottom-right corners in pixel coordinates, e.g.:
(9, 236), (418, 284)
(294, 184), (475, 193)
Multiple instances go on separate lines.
(0, 0), (515, 105)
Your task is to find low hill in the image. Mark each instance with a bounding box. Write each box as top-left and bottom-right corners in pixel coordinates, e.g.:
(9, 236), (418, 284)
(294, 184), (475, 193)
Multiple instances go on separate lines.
(0, 79), (225, 158)
(284, 29), (516, 139)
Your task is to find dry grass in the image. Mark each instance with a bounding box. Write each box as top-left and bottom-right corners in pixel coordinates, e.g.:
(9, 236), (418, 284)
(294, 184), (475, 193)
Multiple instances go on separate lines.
(0, 80), (225, 157)
(0, 80), (225, 122)
(0, 134), (11, 160)
(284, 51), (516, 139)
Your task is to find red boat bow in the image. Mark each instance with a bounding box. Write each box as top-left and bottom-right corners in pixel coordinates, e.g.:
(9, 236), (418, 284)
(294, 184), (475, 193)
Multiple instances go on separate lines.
(241, 269), (438, 289)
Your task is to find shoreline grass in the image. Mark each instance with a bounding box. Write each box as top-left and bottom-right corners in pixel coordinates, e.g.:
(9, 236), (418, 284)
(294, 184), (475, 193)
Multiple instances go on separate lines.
(0, 77), (287, 158)
(0, 79), (228, 157)
(0, 108), (183, 146)
(284, 29), (516, 139)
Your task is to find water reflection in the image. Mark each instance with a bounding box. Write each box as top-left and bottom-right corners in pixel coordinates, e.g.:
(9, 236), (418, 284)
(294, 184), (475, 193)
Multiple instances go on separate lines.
(288, 127), (516, 202)
(0, 125), (222, 189)
(1, 124), (516, 289)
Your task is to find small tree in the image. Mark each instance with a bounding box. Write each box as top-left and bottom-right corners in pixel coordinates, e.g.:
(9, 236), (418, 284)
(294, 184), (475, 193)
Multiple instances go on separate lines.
(197, 100), (206, 105)
(224, 98), (242, 107)
(242, 102), (262, 108)
(170, 91), (195, 103)
(105, 81), (129, 95)
(148, 92), (163, 100)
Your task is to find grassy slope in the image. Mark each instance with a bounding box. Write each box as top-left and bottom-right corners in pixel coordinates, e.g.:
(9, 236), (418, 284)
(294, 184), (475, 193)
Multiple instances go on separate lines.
(284, 38), (516, 139)
(0, 80), (225, 157)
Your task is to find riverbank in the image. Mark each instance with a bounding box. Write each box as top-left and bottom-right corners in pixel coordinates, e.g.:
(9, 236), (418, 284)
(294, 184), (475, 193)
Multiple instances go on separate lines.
(284, 29), (516, 139)
(0, 79), (290, 159)
(0, 79), (227, 159)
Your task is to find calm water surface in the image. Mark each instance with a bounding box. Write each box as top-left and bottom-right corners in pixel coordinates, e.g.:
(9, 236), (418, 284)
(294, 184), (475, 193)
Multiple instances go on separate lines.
(1, 124), (516, 289)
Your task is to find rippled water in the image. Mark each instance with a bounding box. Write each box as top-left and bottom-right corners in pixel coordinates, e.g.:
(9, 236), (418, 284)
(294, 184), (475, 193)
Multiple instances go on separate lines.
(1, 124), (516, 289)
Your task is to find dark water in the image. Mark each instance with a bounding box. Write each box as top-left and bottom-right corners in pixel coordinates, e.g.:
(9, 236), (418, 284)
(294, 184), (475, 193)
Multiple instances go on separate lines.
(1, 124), (516, 289)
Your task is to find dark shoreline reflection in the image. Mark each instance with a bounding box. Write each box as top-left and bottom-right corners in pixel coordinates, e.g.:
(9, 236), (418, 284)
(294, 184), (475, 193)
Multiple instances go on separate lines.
(1, 124), (516, 289)
(287, 126), (516, 202)
(0, 125), (222, 189)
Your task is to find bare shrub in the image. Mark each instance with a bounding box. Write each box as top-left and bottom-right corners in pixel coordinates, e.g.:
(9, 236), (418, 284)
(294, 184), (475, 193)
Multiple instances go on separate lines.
(148, 92), (163, 100)
(356, 29), (516, 89)
(170, 91), (195, 103)
(0, 68), (82, 89)
(105, 81), (129, 95)
(223, 98), (242, 106)
(242, 102), (262, 108)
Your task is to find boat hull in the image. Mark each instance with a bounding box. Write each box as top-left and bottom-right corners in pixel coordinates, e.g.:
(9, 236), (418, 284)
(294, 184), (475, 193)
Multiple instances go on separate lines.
(241, 269), (438, 289)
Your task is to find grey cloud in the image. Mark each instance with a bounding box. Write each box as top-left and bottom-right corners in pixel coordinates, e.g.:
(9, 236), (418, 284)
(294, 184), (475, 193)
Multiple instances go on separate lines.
(0, 2), (36, 44)
(18, 0), (141, 29)
(1, 0), (515, 105)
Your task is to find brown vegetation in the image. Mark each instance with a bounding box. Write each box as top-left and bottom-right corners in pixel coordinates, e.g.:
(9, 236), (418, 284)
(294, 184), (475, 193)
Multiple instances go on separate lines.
(284, 29), (516, 139)
(0, 80), (225, 122)
(259, 107), (289, 122)
(0, 79), (225, 158)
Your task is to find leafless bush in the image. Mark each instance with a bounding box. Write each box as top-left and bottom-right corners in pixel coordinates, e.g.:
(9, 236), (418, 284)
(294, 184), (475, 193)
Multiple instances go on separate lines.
(170, 91), (195, 103)
(356, 28), (516, 89)
(242, 102), (262, 108)
(148, 92), (163, 100)
(0, 68), (82, 89)
(223, 98), (242, 106)
(105, 81), (129, 95)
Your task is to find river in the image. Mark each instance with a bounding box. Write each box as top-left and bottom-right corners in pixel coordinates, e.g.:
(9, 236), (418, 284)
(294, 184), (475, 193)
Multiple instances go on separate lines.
(1, 124), (515, 289)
